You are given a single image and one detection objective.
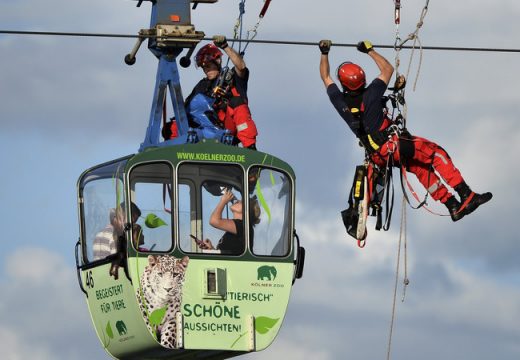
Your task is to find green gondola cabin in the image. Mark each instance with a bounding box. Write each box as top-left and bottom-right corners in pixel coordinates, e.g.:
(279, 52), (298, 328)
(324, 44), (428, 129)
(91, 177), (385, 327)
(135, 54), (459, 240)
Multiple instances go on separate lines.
(76, 141), (304, 359)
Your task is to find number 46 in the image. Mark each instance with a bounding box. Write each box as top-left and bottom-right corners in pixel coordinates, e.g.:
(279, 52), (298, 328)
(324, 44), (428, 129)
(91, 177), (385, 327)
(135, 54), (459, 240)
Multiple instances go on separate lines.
(86, 271), (94, 288)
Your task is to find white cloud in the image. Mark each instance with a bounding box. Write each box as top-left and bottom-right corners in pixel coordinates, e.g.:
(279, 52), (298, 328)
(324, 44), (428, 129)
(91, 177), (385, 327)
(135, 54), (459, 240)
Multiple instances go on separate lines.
(5, 247), (70, 283)
(0, 247), (108, 360)
(0, 327), (54, 360)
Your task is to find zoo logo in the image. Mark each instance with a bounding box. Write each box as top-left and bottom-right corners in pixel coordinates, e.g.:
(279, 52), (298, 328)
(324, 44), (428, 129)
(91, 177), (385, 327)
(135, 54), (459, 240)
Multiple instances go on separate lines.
(105, 320), (129, 341)
(116, 320), (128, 336)
(256, 265), (277, 281)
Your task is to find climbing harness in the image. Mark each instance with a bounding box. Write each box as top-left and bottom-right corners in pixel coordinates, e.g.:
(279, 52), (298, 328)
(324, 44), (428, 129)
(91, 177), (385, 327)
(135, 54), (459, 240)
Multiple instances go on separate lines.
(340, 84), (407, 247)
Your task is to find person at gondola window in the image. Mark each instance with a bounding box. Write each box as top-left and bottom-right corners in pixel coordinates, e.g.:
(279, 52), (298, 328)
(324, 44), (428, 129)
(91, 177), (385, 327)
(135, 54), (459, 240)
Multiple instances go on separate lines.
(93, 202), (142, 261)
(199, 189), (260, 254)
(185, 35), (258, 149)
(92, 208), (118, 261)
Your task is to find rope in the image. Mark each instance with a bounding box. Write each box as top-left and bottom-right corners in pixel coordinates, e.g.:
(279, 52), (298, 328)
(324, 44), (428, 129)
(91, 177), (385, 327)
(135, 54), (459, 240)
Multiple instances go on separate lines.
(386, 197), (409, 360)
(241, 17), (262, 55)
(402, 1), (430, 91)
(394, 0), (429, 93)
(231, 0), (246, 56)
(229, 0), (272, 58)
(400, 162), (448, 217)
(236, 0), (271, 56)
(386, 3), (426, 358)
(401, 201), (410, 302)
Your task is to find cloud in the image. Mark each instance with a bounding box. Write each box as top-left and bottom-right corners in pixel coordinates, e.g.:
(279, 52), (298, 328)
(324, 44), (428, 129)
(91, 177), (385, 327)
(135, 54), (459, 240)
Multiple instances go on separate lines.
(0, 247), (108, 360)
(0, 327), (54, 360)
(0, 0), (145, 32)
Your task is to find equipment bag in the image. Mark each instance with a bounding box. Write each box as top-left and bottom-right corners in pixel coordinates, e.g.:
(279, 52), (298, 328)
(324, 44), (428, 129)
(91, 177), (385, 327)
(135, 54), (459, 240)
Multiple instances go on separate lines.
(341, 165), (368, 242)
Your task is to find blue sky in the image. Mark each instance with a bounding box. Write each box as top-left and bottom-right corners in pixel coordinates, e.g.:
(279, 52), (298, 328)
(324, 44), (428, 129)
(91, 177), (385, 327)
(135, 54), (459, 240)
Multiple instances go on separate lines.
(1, 1), (520, 359)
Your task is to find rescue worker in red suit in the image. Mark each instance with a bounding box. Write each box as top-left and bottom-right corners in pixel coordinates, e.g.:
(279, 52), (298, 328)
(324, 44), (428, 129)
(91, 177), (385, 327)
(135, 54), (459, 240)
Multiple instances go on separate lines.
(318, 39), (492, 221)
(185, 35), (258, 149)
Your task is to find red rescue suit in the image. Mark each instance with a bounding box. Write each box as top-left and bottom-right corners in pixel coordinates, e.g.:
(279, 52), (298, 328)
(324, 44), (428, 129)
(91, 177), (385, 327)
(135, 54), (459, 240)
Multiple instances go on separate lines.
(371, 132), (464, 203)
(186, 67), (258, 148)
(215, 86), (258, 148)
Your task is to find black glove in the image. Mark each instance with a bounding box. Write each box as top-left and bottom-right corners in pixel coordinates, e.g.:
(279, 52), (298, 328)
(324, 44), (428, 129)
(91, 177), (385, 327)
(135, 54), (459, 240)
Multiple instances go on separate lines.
(357, 40), (373, 53)
(319, 40), (332, 55)
(213, 35), (228, 49)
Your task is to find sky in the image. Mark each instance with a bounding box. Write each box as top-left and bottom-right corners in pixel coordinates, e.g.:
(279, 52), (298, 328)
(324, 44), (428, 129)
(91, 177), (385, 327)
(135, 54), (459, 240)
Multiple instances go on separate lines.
(1, 0), (520, 359)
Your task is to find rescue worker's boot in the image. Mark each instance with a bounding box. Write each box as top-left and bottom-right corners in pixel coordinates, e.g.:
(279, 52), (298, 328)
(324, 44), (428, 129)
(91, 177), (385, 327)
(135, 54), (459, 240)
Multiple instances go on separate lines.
(445, 196), (465, 222)
(455, 181), (493, 216)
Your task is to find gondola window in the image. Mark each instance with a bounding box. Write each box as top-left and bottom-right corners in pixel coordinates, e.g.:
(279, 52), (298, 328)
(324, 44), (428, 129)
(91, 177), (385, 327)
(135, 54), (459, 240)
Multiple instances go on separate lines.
(178, 163), (245, 255)
(79, 158), (127, 263)
(129, 162), (174, 253)
(249, 167), (292, 257)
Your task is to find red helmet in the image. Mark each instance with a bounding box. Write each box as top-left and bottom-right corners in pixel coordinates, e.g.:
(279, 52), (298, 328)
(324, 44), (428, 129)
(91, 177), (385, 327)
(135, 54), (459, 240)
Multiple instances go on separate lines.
(195, 43), (223, 68)
(337, 62), (366, 91)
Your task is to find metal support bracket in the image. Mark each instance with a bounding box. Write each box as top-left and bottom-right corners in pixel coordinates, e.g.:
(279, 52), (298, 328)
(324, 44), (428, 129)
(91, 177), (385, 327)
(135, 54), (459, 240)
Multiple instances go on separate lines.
(140, 54), (189, 151)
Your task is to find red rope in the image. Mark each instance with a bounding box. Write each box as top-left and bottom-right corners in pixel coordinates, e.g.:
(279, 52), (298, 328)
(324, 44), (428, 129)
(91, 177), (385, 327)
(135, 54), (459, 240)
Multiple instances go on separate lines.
(400, 165), (447, 216)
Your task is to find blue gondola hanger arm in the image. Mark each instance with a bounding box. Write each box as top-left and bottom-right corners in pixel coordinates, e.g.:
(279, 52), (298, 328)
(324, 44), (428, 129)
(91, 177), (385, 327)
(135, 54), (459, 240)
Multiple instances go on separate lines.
(126, 0), (221, 151)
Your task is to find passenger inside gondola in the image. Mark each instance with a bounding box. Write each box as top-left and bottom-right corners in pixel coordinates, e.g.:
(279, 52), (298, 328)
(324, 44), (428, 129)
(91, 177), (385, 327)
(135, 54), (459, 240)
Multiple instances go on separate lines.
(198, 189), (260, 254)
(92, 202), (142, 261)
(92, 208), (118, 261)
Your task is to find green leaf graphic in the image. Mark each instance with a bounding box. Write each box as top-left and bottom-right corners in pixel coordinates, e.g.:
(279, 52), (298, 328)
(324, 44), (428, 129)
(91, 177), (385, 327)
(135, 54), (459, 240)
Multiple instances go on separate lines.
(145, 213), (167, 228)
(270, 171), (276, 186)
(106, 321), (114, 339)
(255, 316), (279, 334)
(149, 307), (167, 326)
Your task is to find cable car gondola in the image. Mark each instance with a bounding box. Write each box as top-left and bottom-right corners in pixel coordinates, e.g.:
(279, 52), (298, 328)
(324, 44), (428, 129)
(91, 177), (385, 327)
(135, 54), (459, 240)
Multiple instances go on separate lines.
(75, 1), (305, 359)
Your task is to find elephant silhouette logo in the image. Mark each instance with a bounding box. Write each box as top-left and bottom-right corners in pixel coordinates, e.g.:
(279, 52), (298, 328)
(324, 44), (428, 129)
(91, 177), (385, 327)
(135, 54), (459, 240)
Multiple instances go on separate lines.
(257, 265), (277, 281)
(116, 320), (128, 336)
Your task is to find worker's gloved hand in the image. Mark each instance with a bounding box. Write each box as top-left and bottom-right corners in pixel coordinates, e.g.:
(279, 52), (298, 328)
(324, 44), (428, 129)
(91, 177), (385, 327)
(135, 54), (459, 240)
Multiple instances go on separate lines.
(213, 35), (228, 49)
(357, 40), (373, 53)
(319, 40), (332, 55)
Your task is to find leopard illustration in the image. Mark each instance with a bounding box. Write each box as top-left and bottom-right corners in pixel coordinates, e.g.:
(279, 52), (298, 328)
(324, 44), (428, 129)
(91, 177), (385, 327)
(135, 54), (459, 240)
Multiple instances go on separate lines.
(137, 255), (189, 349)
